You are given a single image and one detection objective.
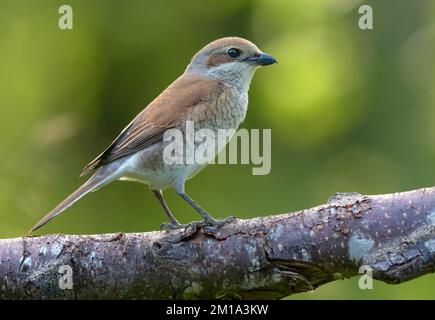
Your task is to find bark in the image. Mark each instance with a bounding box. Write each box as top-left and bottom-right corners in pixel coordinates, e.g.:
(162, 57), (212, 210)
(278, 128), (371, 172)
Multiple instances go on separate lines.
(1, 187), (435, 299)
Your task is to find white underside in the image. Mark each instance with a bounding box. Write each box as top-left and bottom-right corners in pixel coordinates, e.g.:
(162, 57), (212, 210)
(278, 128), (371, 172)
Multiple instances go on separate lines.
(113, 143), (208, 191)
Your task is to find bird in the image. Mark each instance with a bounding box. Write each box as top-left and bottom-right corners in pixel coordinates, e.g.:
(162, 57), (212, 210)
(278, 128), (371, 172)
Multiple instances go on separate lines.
(30, 37), (277, 232)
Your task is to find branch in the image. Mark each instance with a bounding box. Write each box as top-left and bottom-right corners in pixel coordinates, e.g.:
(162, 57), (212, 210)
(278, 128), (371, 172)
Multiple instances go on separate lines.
(1, 187), (435, 299)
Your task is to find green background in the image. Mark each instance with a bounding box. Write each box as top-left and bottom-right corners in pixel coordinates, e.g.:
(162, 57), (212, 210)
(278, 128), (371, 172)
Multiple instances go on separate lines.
(1, 0), (434, 299)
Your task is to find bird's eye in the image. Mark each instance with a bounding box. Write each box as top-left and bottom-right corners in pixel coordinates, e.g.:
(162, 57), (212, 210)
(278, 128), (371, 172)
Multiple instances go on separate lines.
(227, 48), (241, 58)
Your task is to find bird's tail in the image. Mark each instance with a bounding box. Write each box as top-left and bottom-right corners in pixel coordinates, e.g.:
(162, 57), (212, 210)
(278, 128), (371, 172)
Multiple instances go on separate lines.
(29, 170), (116, 233)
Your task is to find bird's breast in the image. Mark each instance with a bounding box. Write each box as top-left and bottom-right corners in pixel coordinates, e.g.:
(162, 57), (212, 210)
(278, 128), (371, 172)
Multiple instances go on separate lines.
(118, 87), (249, 190)
(204, 87), (248, 130)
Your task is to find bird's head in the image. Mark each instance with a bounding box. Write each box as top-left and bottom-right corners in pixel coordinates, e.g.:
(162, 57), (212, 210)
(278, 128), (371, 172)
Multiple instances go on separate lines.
(186, 37), (277, 90)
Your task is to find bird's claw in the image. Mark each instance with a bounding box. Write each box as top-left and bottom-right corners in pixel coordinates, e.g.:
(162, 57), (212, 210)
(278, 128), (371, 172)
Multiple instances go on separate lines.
(160, 220), (205, 231)
(202, 216), (236, 231)
(160, 216), (236, 232)
(160, 221), (185, 230)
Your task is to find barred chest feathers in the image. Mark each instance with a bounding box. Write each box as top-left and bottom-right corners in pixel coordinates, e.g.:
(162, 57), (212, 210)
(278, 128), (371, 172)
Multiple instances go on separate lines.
(201, 85), (249, 131)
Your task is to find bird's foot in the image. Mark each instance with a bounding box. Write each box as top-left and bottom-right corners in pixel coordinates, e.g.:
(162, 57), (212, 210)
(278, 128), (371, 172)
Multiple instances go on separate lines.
(160, 221), (185, 230)
(160, 220), (207, 231)
(160, 216), (236, 231)
(202, 215), (236, 231)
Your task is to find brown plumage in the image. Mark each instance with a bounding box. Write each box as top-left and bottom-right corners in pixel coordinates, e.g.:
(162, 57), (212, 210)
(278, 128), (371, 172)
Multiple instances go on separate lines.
(30, 37), (276, 232)
(81, 74), (225, 176)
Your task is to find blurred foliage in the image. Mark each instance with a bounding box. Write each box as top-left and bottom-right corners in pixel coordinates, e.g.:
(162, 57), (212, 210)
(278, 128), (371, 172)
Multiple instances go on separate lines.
(1, 0), (435, 299)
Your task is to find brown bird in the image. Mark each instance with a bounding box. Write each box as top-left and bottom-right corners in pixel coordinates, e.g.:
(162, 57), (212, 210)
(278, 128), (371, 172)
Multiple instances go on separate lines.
(30, 37), (277, 232)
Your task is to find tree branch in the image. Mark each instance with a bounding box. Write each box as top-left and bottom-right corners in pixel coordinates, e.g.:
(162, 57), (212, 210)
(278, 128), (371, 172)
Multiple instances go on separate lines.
(1, 187), (435, 299)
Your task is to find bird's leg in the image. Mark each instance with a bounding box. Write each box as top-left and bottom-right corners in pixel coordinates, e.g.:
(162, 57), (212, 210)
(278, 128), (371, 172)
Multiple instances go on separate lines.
(171, 178), (236, 228)
(154, 190), (212, 230)
(153, 190), (182, 229)
(177, 191), (236, 227)
(177, 192), (217, 224)
(154, 190), (209, 231)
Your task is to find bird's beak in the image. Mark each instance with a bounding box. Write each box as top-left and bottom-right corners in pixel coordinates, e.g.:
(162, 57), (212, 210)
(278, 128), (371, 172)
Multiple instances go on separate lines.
(245, 52), (277, 66)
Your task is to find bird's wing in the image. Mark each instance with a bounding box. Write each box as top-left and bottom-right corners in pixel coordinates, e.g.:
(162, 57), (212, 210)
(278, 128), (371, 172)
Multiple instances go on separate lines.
(80, 74), (225, 176)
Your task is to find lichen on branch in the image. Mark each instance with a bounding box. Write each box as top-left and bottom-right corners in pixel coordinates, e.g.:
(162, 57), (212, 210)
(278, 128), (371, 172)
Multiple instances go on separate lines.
(1, 187), (435, 299)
